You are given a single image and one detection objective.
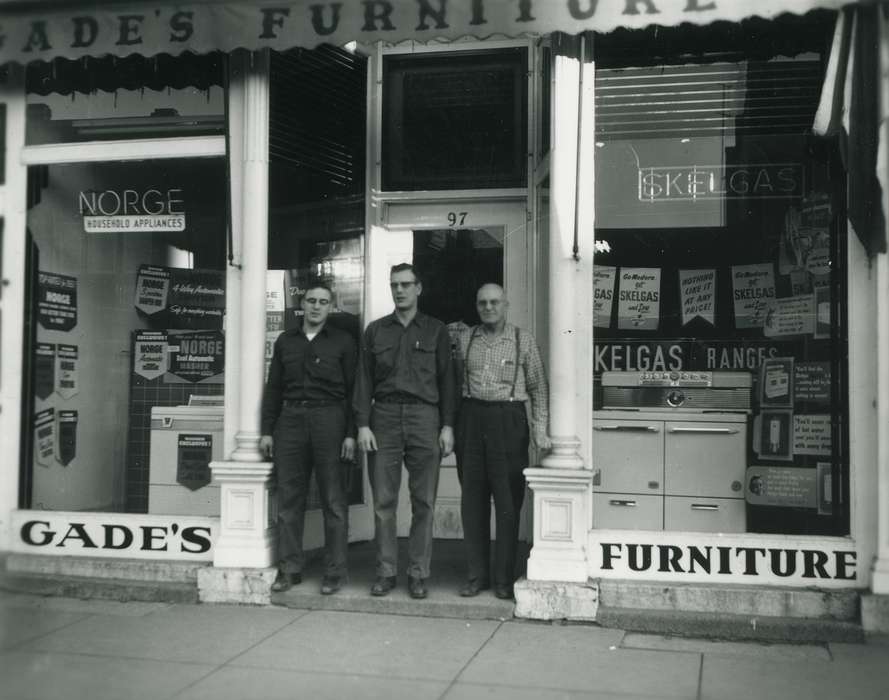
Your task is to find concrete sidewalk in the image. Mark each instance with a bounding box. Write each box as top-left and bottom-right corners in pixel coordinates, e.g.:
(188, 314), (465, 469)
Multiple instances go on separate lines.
(1, 591), (888, 700)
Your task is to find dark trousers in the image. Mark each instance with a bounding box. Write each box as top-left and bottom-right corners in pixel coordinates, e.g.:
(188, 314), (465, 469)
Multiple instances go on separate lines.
(455, 399), (529, 587)
(273, 403), (348, 577)
(368, 401), (441, 579)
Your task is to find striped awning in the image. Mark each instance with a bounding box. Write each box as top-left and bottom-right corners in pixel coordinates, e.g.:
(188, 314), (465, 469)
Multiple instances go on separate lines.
(0, 0), (857, 66)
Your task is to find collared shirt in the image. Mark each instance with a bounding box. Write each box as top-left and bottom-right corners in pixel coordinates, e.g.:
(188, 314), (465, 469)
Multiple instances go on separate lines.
(261, 322), (358, 436)
(353, 311), (456, 428)
(455, 323), (549, 443)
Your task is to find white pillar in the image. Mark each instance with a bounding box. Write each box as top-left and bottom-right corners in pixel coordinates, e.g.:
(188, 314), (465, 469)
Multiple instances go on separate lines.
(208, 50), (275, 572)
(524, 34), (593, 584)
(872, 251), (889, 593)
(0, 66), (27, 552)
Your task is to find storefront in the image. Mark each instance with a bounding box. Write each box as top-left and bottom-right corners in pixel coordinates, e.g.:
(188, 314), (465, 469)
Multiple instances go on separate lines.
(1, 0), (888, 633)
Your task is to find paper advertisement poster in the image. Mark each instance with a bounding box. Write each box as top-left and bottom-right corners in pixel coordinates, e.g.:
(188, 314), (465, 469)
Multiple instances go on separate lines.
(678, 269), (715, 326)
(37, 272), (78, 331)
(134, 265), (171, 317)
(759, 357), (794, 408)
(135, 265), (224, 330)
(177, 434), (213, 491)
(763, 294), (815, 338)
(55, 344), (79, 400)
(593, 265), (617, 328)
(794, 362), (831, 404)
(34, 408), (55, 468)
(56, 410), (78, 466)
(617, 267), (661, 331)
(731, 263), (775, 329)
(133, 331), (169, 381)
(753, 410), (793, 461)
(745, 466), (817, 508)
(167, 331), (225, 383)
(35, 343), (56, 400)
(793, 414), (832, 456)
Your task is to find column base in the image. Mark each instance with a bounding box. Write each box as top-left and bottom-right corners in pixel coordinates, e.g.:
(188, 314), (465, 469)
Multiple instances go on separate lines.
(524, 467), (593, 584)
(210, 460), (276, 569)
(514, 577), (599, 621)
(197, 566), (277, 605)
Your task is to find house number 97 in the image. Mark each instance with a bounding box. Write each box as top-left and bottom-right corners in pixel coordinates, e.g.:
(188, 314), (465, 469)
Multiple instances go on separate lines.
(447, 212), (468, 226)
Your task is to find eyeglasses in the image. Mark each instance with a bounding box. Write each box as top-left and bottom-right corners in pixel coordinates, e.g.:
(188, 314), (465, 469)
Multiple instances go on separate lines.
(389, 281), (417, 290)
(304, 297), (330, 306)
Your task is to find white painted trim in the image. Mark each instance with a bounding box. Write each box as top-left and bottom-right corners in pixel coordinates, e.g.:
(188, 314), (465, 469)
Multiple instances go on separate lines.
(21, 136), (226, 166)
(373, 188), (527, 204)
(380, 38), (532, 55)
(0, 69), (27, 552)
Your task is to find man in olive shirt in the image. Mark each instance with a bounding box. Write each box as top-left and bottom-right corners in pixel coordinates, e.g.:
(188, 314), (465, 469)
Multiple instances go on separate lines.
(354, 263), (455, 599)
(261, 282), (357, 595)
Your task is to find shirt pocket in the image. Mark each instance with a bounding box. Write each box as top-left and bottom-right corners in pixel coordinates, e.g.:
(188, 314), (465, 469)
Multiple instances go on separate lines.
(306, 352), (341, 385)
(413, 340), (437, 377)
(372, 341), (398, 382)
(497, 357), (518, 384)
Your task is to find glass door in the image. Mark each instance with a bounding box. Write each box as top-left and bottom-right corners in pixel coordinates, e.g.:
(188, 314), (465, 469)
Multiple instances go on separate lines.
(367, 199), (531, 538)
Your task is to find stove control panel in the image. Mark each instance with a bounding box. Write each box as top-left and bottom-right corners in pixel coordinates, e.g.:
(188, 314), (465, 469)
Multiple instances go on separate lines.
(637, 371), (712, 387)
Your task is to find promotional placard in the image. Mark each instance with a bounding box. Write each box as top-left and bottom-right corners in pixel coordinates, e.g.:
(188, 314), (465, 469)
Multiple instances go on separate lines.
(793, 414), (832, 456)
(55, 344), (79, 400)
(794, 362), (831, 404)
(763, 294), (816, 338)
(34, 408), (56, 468)
(731, 263), (775, 329)
(38, 272), (78, 331)
(593, 265), (617, 328)
(754, 410), (793, 461)
(35, 343), (56, 400)
(80, 187), (185, 233)
(134, 266), (171, 317)
(177, 434), (213, 491)
(133, 331), (169, 381)
(745, 466), (817, 508)
(617, 267), (661, 331)
(56, 410), (78, 467)
(167, 331), (225, 383)
(678, 269), (715, 326)
(135, 265), (225, 330)
(759, 357), (794, 408)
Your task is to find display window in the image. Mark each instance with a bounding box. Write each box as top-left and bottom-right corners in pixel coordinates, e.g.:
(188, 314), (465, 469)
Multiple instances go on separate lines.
(591, 24), (848, 537)
(21, 158), (228, 515)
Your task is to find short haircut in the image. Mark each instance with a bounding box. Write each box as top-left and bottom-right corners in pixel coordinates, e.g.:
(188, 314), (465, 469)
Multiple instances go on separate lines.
(390, 263), (420, 283)
(303, 279), (334, 299)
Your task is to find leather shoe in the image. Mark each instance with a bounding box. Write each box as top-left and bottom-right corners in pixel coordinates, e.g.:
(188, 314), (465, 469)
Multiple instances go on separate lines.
(370, 575), (397, 596)
(494, 584), (514, 600)
(458, 579), (490, 597)
(320, 575), (343, 595)
(408, 576), (428, 599)
(271, 571), (301, 593)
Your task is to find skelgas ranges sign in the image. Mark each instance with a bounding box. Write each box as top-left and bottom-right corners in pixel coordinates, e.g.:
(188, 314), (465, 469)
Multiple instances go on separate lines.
(79, 187), (185, 233)
(12, 511), (217, 561)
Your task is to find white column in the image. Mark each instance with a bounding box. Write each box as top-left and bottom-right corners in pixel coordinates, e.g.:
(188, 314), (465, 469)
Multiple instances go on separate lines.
(208, 50), (275, 572)
(0, 67), (27, 552)
(872, 251), (889, 593)
(524, 34), (593, 584)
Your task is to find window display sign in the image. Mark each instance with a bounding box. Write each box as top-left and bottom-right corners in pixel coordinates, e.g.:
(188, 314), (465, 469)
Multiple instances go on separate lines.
(678, 269), (715, 327)
(638, 163), (803, 201)
(617, 267), (661, 331)
(80, 187), (185, 233)
(133, 331), (169, 381)
(135, 265), (224, 330)
(754, 410), (793, 461)
(55, 344), (79, 400)
(794, 362), (831, 404)
(34, 343), (56, 400)
(176, 434), (213, 491)
(746, 466), (817, 508)
(56, 410), (78, 467)
(731, 263), (774, 329)
(593, 265), (617, 328)
(167, 331), (225, 383)
(34, 408), (55, 468)
(37, 272), (77, 331)
(793, 414), (832, 456)
(763, 294), (816, 337)
(759, 357), (794, 408)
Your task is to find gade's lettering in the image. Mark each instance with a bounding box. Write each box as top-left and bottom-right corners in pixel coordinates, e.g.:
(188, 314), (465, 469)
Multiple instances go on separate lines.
(20, 520), (212, 554)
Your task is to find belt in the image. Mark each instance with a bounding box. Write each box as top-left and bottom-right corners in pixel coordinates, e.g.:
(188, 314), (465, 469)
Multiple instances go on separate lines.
(375, 393), (433, 405)
(283, 398), (340, 408)
(462, 397), (522, 407)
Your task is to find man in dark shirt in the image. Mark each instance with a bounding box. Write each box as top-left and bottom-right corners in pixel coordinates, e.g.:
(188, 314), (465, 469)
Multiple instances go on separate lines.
(354, 263), (455, 599)
(261, 281), (357, 595)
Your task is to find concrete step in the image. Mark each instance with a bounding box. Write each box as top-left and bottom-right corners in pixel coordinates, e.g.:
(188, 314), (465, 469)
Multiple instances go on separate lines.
(598, 579), (859, 621)
(596, 606), (865, 643)
(5, 553), (206, 583)
(0, 570), (198, 604)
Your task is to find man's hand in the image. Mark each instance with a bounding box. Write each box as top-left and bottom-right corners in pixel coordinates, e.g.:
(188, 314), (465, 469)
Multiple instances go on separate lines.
(439, 425), (454, 457)
(259, 435), (274, 459)
(533, 429), (551, 450)
(341, 437), (357, 462)
(357, 426), (377, 452)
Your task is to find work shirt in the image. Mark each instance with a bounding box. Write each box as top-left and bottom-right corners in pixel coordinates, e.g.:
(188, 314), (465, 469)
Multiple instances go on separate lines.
(455, 323), (549, 445)
(261, 323), (358, 436)
(353, 311), (456, 428)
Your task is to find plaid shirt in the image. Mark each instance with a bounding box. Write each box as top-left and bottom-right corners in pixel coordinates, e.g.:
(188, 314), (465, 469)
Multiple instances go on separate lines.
(455, 323), (549, 444)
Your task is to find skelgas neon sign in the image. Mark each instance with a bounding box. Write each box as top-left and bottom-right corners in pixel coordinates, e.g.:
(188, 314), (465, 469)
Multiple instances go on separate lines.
(638, 164), (803, 201)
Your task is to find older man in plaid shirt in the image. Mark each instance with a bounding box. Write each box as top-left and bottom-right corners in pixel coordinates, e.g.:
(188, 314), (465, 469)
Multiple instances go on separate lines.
(454, 283), (549, 600)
